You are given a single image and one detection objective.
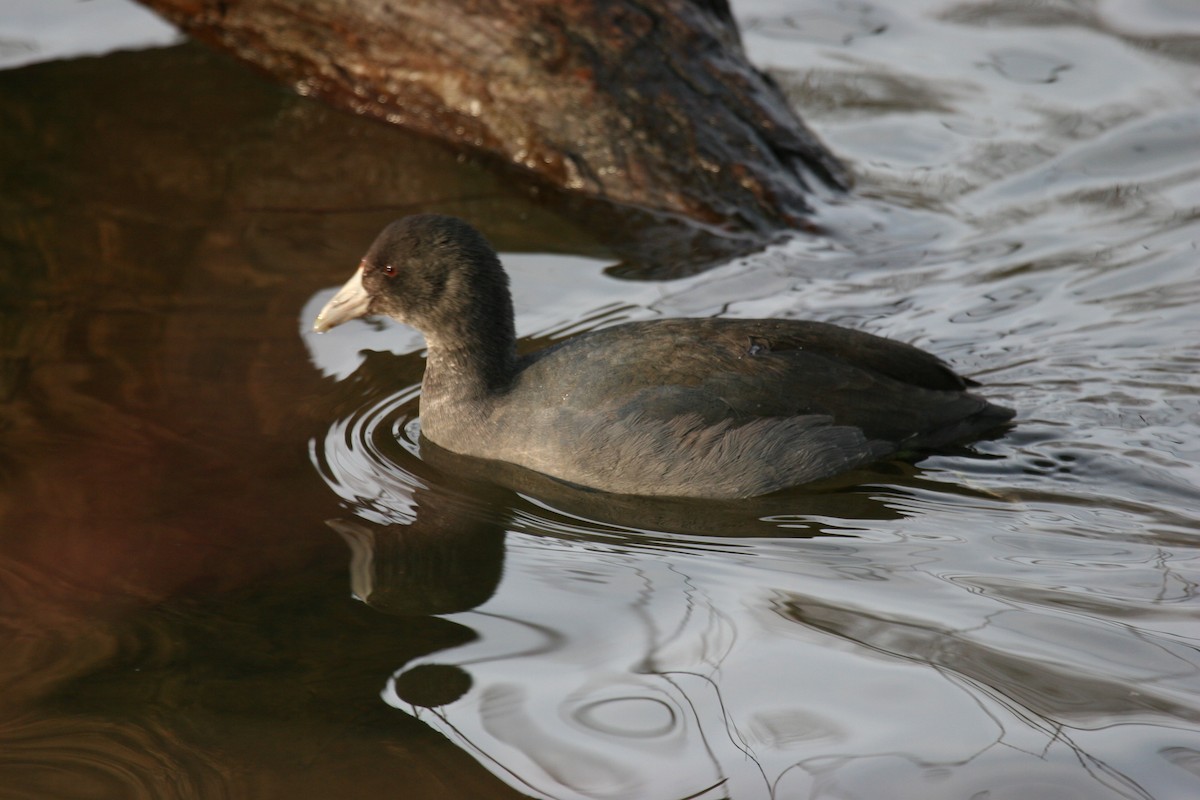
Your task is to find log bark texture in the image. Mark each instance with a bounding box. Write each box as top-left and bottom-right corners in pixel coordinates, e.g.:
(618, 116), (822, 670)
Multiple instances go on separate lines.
(134, 0), (849, 236)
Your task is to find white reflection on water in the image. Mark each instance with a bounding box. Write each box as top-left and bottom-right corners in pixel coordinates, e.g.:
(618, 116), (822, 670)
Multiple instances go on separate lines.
(0, 0), (179, 70)
(352, 500), (1199, 799)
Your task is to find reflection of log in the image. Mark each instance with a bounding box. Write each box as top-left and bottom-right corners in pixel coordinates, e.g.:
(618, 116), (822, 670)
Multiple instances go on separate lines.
(134, 0), (849, 236)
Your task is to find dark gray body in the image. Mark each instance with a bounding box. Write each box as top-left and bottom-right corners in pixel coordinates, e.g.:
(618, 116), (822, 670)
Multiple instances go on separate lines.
(421, 318), (1012, 498)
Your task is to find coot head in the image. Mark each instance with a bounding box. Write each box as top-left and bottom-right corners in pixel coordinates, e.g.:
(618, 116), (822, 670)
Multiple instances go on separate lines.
(313, 215), (512, 340)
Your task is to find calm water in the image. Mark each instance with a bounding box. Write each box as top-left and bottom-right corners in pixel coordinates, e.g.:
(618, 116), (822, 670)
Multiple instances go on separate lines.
(3, 1), (1200, 798)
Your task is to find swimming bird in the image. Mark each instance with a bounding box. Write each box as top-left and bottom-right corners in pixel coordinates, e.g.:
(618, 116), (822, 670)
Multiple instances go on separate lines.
(314, 215), (1014, 498)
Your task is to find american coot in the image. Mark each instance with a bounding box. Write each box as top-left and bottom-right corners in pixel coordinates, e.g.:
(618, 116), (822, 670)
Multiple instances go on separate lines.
(314, 215), (1014, 498)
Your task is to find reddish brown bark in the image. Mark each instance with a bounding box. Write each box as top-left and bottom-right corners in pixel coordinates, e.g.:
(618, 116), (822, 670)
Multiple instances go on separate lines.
(134, 0), (848, 239)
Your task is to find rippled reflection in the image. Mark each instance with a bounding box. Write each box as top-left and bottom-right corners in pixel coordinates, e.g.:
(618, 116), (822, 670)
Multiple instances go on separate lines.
(0, 716), (233, 799)
(312, 347), (1200, 798)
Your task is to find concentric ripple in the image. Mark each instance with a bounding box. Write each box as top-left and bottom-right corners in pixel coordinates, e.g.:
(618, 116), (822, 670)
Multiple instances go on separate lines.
(310, 385), (427, 525)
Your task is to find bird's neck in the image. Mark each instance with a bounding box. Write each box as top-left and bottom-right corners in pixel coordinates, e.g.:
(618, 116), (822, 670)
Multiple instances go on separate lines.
(418, 299), (518, 437)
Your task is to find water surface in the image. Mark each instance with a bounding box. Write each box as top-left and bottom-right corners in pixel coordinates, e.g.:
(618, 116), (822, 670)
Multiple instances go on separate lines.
(2, 1), (1199, 798)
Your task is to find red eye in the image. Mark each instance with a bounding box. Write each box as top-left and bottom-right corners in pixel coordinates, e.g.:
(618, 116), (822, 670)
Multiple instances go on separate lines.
(382, 264), (397, 277)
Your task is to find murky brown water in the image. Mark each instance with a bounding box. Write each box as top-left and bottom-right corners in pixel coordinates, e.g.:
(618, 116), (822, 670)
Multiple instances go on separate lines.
(3, 1), (1200, 798)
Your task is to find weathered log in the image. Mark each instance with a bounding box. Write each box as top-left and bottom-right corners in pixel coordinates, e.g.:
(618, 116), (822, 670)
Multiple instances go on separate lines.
(134, 0), (849, 239)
